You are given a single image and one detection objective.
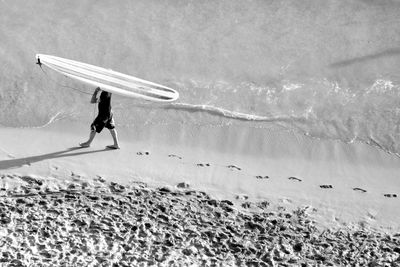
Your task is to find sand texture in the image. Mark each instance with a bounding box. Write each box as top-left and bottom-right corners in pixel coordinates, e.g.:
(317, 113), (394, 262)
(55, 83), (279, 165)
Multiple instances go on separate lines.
(0, 174), (399, 266)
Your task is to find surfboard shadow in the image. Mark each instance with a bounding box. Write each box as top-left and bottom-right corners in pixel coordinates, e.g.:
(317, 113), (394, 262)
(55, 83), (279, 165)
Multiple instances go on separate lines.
(0, 147), (108, 170)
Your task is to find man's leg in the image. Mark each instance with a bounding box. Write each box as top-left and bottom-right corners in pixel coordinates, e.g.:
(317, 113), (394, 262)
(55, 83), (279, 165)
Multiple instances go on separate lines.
(80, 129), (96, 147)
(107, 128), (120, 149)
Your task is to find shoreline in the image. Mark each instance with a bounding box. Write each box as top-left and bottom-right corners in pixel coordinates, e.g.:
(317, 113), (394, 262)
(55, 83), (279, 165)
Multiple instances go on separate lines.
(0, 174), (399, 266)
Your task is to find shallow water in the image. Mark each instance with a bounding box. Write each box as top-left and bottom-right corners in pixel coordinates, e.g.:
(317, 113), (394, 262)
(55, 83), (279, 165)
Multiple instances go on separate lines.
(1, 0), (400, 156)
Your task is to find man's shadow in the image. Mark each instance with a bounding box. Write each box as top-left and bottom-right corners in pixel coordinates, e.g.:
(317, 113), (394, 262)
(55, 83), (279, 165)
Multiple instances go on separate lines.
(0, 147), (109, 170)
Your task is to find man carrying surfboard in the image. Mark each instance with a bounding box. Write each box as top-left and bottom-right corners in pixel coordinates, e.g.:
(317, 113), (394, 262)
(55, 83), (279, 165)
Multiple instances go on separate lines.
(79, 87), (120, 149)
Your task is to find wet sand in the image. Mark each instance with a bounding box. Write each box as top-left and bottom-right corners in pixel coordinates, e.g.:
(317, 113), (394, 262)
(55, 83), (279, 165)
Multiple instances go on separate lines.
(1, 122), (400, 233)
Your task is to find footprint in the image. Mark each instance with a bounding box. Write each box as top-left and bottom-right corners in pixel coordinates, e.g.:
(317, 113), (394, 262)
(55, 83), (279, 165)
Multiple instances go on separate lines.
(227, 165), (241, 171)
(168, 154), (182, 159)
(288, 177), (302, 182)
(51, 165), (59, 171)
(384, 194), (397, 198)
(20, 175), (43, 186)
(137, 152), (150, 156)
(177, 182), (190, 189)
(320, 185), (333, 189)
(257, 201), (270, 209)
(71, 172), (83, 179)
(197, 163), (211, 167)
(277, 206), (286, 211)
(236, 194), (249, 200)
(95, 175), (106, 183)
(256, 175), (269, 179)
(353, 187), (367, 193)
(241, 202), (251, 209)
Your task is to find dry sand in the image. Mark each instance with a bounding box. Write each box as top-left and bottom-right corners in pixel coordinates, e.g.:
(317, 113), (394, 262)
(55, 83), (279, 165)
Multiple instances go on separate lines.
(0, 174), (399, 266)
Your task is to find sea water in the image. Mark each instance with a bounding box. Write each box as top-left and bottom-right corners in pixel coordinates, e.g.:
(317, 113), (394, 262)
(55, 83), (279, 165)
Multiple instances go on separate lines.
(0, 0), (400, 156)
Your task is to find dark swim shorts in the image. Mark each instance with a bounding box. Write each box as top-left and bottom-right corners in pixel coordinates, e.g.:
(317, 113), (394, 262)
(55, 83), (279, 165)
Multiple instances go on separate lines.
(90, 114), (115, 133)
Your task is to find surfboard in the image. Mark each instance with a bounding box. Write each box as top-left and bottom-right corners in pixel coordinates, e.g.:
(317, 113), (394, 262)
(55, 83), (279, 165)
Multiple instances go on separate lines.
(36, 54), (179, 102)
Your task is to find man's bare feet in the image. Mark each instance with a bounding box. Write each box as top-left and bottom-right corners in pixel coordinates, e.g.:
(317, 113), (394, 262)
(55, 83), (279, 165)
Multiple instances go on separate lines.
(106, 145), (120, 150)
(79, 142), (90, 148)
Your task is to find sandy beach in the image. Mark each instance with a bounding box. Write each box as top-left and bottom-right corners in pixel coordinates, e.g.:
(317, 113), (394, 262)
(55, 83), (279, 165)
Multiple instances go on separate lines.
(1, 122), (400, 265)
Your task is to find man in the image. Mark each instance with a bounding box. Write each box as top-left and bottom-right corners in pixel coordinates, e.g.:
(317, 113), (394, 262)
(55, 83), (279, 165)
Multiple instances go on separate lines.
(79, 87), (120, 149)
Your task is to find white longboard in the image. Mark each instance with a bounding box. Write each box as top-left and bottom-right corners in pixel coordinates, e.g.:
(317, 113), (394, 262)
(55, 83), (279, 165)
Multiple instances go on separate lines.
(36, 54), (179, 102)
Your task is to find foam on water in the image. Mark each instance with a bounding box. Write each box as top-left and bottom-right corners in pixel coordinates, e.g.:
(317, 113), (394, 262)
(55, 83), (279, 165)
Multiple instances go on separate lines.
(117, 78), (400, 156)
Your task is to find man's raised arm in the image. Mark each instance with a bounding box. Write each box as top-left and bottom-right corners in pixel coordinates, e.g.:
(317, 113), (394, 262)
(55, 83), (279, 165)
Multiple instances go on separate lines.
(90, 87), (101, 103)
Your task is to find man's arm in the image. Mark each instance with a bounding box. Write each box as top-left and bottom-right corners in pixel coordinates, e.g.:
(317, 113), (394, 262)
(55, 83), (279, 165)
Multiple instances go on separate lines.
(90, 87), (101, 103)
